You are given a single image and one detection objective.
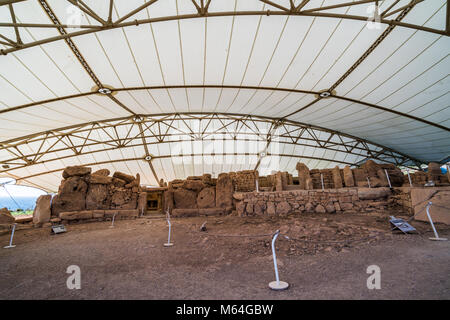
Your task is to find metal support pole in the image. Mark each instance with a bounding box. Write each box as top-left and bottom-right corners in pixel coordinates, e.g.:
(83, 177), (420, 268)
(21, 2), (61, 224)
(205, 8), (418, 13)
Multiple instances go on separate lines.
(367, 176), (371, 188)
(407, 169), (413, 187)
(4, 223), (17, 249)
(426, 202), (447, 241)
(164, 210), (173, 247)
(109, 212), (117, 228)
(321, 173), (324, 190)
(384, 169), (392, 188)
(255, 177), (259, 192)
(268, 230), (289, 290)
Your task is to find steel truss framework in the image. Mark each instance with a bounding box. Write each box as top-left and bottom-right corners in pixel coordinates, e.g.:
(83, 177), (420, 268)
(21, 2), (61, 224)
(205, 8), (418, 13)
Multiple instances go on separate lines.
(0, 0), (449, 56)
(0, 113), (424, 184)
(0, 0), (449, 190)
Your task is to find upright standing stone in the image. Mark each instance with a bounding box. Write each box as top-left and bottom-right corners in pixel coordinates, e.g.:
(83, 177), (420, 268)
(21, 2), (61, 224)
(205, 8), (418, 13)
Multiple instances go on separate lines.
(137, 192), (147, 215)
(343, 165), (355, 187)
(33, 195), (52, 224)
(332, 166), (343, 189)
(296, 162), (311, 190)
(427, 162), (441, 183)
(376, 168), (390, 187)
(216, 173), (233, 208)
(275, 171), (284, 191)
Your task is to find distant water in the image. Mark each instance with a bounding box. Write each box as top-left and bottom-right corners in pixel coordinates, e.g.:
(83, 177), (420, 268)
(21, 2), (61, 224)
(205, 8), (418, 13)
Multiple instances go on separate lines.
(0, 196), (39, 211)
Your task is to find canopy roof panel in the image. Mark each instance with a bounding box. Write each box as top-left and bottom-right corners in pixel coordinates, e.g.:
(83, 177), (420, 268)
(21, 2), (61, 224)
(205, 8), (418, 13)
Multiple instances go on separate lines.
(0, 0), (449, 192)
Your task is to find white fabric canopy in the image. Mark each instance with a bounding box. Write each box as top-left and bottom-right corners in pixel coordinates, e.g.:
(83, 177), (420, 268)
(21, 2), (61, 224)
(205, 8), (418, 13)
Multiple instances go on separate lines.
(0, 0), (449, 192)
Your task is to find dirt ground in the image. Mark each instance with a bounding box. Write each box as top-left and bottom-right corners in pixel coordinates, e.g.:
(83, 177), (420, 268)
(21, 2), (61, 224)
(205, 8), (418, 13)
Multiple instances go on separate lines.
(0, 210), (449, 300)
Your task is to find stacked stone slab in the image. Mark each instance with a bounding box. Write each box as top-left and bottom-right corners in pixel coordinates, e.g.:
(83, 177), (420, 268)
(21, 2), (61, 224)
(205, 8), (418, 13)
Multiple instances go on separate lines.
(0, 207), (15, 224)
(235, 187), (392, 217)
(50, 166), (142, 222)
(165, 173), (234, 217)
(229, 170), (258, 192)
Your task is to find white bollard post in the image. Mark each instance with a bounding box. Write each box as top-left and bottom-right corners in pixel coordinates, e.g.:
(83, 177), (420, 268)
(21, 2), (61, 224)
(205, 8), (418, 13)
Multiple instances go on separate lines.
(255, 177), (259, 192)
(321, 173), (324, 190)
(407, 169), (413, 187)
(426, 202), (447, 241)
(367, 177), (371, 188)
(384, 169), (392, 188)
(4, 223), (17, 249)
(268, 230), (289, 290)
(164, 210), (173, 247)
(109, 212), (117, 228)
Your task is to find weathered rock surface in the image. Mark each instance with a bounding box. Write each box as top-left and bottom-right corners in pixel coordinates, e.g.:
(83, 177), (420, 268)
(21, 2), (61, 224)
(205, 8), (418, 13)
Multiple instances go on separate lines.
(125, 173), (140, 189)
(52, 176), (88, 216)
(332, 166), (343, 189)
(182, 179), (205, 192)
(315, 204), (326, 213)
(137, 192), (147, 214)
(113, 171), (135, 183)
(276, 201), (291, 215)
(32, 195), (52, 224)
(62, 166), (91, 179)
(343, 165), (355, 187)
(0, 208), (15, 224)
(197, 187), (216, 208)
(86, 184), (110, 210)
(296, 162), (312, 189)
(358, 187), (391, 200)
(173, 188), (197, 209)
(112, 177), (126, 188)
(110, 189), (138, 209)
(89, 174), (113, 184)
(92, 169), (110, 176)
(60, 210), (93, 220)
(216, 173), (233, 208)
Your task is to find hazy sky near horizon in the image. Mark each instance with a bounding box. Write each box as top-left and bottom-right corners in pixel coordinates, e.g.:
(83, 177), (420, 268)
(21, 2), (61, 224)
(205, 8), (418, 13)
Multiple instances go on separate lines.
(0, 178), (48, 198)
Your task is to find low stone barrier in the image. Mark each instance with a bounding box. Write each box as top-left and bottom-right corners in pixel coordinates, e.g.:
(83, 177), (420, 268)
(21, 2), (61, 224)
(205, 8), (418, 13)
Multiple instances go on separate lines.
(59, 209), (139, 222)
(234, 187), (392, 216)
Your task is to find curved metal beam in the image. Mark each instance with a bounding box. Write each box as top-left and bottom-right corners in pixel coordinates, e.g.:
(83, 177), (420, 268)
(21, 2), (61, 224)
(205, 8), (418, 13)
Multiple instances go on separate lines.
(0, 4), (448, 56)
(1, 85), (448, 132)
(0, 113), (423, 168)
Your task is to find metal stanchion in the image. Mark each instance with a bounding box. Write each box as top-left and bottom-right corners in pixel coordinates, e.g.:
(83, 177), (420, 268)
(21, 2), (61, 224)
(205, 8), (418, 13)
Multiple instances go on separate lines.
(367, 177), (371, 188)
(384, 169), (392, 188)
(407, 169), (413, 187)
(321, 174), (324, 190)
(255, 178), (259, 192)
(268, 230), (289, 290)
(4, 223), (17, 249)
(426, 202), (447, 241)
(164, 210), (173, 247)
(109, 212), (117, 228)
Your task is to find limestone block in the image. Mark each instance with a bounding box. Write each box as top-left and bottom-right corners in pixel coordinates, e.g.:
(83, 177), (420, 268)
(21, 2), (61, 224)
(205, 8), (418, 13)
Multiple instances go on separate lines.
(174, 188), (197, 209)
(86, 184), (110, 210)
(92, 169), (110, 176)
(62, 166), (91, 179)
(32, 195), (52, 224)
(60, 211), (93, 220)
(197, 187), (216, 208)
(332, 166), (343, 189)
(276, 201), (291, 215)
(216, 173), (233, 208)
(112, 171), (135, 183)
(358, 187), (391, 200)
(343, 166), (355, 187)
(0, 208), (15, 224)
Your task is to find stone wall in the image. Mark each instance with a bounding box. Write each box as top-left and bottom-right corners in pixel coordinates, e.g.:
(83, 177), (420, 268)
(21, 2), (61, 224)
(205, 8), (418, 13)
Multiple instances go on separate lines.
(48, 166), (144, 223)
(229, 170), (258, 192)
(234, 187), (393, 217)
(392, 186), (450, 225)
